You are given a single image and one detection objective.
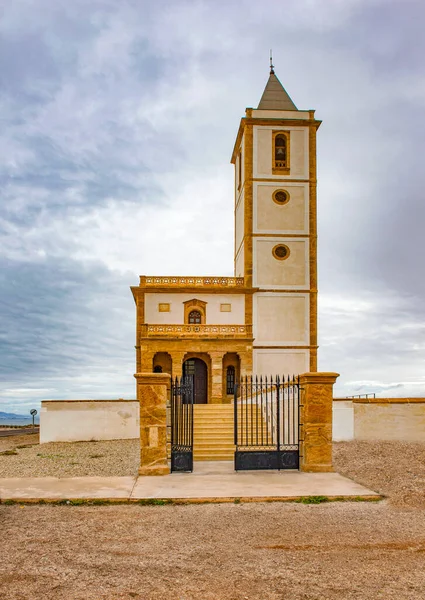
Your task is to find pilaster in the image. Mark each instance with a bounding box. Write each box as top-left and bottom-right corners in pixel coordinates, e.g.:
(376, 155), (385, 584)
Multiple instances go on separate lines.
(170, 351), (185, 380)
(239, 348), (253, 379)
(140, 348), (155, 372)
(210, 351), (225, 403)
(243, 120), (254, 287)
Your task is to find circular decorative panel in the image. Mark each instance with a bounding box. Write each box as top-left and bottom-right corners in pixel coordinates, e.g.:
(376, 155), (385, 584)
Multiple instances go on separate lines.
(272, 189), (290, 205)
(272, 244), (290, 260)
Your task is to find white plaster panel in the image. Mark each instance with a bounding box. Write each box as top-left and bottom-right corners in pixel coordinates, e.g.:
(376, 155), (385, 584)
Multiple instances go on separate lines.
(253, 126), (309, 179)
(332, 401), (354, 441)
(256, 128), (271, 175)
(235, 244), (244, 278)
(253, 238), (309, 289)
(253, 293), (309, 345)
(144, 293), (245, 325)
(252, 110), (310, 120)
(253, 349), (309, 377)
(235, 192), (244, 250)
(254, 182), (308, 234)
(40, 400), (139, 443)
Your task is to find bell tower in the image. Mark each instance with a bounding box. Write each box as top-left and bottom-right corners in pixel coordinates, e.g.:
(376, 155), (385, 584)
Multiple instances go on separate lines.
(231, 66), (321, 375)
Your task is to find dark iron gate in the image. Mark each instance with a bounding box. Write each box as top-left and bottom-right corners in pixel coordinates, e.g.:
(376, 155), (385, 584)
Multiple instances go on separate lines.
(170, 376), (194, 472)
(234, 375), (300, 471)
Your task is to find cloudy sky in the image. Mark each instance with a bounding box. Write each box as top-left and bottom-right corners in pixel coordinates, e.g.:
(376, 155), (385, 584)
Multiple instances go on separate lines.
(1, 0), (424, 414)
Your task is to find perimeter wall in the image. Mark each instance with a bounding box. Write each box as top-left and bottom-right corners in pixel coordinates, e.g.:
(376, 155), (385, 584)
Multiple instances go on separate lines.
(40, 399), (139, 443)
(332, 398), (425, 442)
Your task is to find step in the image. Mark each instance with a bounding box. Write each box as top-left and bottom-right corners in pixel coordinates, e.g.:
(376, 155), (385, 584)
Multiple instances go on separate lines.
(194, 424), (234, 428)
(194, 454), (234, 461)
(194, 441), (235, 448)
(194, 419), (235, 425)
(194, 435), (234, 441)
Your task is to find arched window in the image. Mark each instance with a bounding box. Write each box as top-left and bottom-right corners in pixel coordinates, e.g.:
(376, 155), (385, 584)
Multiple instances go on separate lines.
(274, 134), (287, 168)
(226, 366), (236, 395)
(188, 310), (202, 324)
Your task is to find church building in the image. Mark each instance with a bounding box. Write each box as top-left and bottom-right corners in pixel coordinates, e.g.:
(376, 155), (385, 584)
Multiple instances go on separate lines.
(131, 66), (320, 405)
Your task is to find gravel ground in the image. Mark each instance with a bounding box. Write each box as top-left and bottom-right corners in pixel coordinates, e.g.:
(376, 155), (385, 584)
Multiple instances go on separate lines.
(1, 440), (425, 599)
(334, 440), (425, 508)
(1, 435), (425, 510)
(0, 435), (140, 478)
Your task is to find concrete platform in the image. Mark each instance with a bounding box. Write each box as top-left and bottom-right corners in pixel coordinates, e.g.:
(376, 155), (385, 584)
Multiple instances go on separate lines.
(0, 461), (380, 503)
(0, 476), (136, 500)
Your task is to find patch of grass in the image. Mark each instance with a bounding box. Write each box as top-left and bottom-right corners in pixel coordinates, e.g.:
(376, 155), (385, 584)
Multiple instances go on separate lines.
(89, 454), (104, 459)
(0, 449), (18, 456)
(36, 453), (65, 460)
(296, 495), (330, 504)
(137, 498), (173, 506)
(234, 498), (241, 504)
(2, 499), (17, 505)
(349, 495), (382, 502)
(56, 498), (111, 506)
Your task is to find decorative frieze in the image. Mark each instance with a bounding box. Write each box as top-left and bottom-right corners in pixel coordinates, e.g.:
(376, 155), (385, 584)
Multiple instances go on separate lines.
(140, 324), (252, 338)
(140, 276), (244, 287)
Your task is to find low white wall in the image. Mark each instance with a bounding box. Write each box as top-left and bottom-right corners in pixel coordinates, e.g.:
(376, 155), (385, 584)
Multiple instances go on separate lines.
(40, 399), (139, 443)
(332, 398), (425, 443)
(332, 400), (354, 441)
(354, 400), (425, 442)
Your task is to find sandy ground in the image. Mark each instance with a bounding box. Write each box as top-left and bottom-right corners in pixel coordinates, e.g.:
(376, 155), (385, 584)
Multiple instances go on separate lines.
(1, 501), (425, 599)
(1, 440), (425, 599)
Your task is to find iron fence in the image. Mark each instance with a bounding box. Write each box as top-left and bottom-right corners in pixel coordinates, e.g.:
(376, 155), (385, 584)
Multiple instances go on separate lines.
(234, 375), (300, 471)
(170, 376), (194, 472)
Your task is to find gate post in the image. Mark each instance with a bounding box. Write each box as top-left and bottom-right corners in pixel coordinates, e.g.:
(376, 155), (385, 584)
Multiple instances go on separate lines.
(135, 372), (171, 476)
(298, 372), (339, 473)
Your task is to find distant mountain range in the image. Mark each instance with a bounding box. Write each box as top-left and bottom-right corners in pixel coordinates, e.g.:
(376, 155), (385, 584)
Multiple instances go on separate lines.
(0, 411), (32, 420)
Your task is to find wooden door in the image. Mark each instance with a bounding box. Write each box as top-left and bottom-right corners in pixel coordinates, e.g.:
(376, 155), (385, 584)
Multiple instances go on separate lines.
(183, 358), (208, 404)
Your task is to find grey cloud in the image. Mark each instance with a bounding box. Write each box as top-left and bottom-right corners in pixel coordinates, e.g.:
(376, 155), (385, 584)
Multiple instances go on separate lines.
(1, 0), (424, 411)
(0, 256), (134, 376)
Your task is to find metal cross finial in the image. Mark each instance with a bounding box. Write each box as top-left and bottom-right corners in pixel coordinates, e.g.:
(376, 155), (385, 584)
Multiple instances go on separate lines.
(270, 49), (274, 74)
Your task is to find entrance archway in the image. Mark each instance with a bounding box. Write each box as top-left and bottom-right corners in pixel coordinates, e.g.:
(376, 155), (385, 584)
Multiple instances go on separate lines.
(183, 358), (208, 404)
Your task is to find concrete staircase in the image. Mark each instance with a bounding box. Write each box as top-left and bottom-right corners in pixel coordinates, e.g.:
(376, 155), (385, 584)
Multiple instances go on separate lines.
(193, 404), (235, 461)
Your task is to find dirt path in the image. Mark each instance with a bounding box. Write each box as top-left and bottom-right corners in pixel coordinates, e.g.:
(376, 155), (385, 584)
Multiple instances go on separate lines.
(1, 502), (425, 600)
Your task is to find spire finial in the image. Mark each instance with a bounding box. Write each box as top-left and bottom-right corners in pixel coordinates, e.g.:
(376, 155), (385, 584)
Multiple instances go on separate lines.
(270, 49), (274, 75)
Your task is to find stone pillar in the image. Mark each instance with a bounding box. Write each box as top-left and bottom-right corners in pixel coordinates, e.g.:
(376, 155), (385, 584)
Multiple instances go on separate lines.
(299, 372), (339, 473)
(134, 372), (170, 476)
(210, 351), (224, 403)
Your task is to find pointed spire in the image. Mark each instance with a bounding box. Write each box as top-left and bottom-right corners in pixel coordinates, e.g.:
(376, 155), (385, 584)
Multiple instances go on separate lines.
(270, 49), (274, 75)
(257, 60), (297, 111)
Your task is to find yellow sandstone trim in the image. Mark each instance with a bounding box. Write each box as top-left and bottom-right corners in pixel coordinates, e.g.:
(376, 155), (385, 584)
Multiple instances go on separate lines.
(309, 111), (318, 372)
(333, 397), (425, 404)
(243, 123), (254, 287)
